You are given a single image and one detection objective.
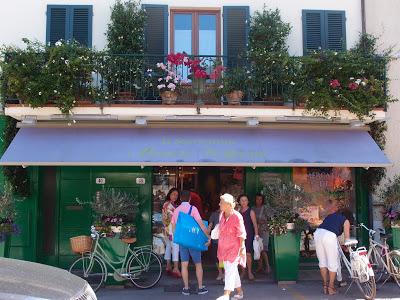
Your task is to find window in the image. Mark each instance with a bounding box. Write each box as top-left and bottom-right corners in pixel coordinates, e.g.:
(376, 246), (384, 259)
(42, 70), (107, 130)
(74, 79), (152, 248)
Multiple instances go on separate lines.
(46, 5), (93, 47)
(302, 10), (346, 54)
(171, 10), (220, 55)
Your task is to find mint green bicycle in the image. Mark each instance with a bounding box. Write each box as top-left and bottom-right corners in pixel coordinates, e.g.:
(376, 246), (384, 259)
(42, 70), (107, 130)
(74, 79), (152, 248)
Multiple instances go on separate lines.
(69, 226), (162, 292)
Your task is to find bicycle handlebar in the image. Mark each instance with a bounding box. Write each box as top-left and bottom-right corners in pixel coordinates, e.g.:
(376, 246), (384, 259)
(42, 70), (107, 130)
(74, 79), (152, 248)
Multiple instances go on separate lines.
(359, 223), (376, 237)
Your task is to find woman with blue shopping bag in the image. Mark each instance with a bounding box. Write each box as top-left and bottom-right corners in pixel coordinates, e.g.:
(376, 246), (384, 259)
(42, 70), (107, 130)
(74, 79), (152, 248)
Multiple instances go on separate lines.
(172, 190), (211, 296)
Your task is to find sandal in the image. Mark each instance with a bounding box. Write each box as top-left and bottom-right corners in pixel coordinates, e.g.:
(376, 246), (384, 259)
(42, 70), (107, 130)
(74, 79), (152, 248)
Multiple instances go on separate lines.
(322, 284), (328, 295)
(327, 286), (337, 295)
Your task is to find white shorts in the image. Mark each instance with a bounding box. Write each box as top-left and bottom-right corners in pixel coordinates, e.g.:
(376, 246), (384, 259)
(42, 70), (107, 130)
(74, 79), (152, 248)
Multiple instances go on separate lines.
(164, 237), (179, 262)
(223, 260), (241, 291)
(314, 228), (340, 273)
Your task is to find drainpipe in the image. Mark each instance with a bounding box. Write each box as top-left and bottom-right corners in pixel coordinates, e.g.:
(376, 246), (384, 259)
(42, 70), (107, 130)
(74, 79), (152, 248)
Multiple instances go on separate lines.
(361, 0), (366, 34)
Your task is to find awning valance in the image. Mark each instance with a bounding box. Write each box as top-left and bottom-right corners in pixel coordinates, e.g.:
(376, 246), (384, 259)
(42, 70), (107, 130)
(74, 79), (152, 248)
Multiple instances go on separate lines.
(0, 127), (391, 167)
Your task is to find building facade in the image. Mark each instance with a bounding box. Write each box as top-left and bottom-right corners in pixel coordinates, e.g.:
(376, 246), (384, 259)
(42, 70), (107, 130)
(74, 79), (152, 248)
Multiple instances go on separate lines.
(0, 0), (391, 271)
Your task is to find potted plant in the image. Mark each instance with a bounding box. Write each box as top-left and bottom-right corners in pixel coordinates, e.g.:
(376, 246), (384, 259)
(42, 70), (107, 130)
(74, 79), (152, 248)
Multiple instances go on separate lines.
(263, 180), (310, 283)
(77, 188), (139, 239)
(379, 175), (400, 249)
(0, 184), (19, 257)
(215, 67), (249, 105)
(154, 53), (185, 104)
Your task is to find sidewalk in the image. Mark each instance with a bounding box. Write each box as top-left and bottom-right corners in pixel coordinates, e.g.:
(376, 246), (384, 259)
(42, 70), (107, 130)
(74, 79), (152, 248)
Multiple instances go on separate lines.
(97, 270), (400, 300)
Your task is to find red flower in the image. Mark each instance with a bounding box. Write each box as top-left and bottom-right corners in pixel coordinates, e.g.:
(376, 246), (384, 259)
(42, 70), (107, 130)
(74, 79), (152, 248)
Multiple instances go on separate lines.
(209, 65), (225, 80)
(348, 82), (359, 91)
(329, 79), (341, 89)
(194, 69), (207, 79)
(167, 52), (186, 65)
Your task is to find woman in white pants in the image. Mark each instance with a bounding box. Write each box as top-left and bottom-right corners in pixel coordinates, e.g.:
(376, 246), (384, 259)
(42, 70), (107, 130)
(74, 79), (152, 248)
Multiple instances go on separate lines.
(162, 188), (181, 278)
(216, 194), (247, 300)
(314, 199), (351, 295)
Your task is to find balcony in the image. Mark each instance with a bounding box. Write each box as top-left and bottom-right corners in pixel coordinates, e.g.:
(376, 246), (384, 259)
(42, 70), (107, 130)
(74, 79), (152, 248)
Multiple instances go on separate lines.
(1, 48), (390, 122)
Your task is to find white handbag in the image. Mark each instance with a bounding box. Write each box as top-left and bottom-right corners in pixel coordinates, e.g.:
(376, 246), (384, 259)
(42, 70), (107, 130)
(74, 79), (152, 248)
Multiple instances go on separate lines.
(211, 212), (223, 240)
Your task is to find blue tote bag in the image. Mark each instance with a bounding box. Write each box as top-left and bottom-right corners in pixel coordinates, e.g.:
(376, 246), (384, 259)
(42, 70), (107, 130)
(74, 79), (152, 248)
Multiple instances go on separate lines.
(173, 206), (208, 251)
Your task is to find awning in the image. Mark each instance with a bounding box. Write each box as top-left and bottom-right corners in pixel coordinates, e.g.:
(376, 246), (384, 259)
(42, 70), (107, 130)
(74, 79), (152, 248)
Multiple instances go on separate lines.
(0, 127), (391, 167)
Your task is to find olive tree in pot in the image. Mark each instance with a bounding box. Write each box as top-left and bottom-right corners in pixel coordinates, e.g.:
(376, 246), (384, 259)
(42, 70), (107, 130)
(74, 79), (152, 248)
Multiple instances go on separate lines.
(263, 180), (310, 283)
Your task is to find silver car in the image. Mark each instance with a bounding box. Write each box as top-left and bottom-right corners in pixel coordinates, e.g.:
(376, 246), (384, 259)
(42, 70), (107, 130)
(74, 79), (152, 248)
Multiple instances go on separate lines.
(0, 258), (97, 300)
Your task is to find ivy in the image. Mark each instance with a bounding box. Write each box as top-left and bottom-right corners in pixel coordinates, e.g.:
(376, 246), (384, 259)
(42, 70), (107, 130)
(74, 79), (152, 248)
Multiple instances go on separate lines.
(2, 116), (30, 197)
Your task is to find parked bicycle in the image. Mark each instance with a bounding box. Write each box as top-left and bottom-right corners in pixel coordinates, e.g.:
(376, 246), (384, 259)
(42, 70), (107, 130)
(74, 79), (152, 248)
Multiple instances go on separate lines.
(359, 223), (400, 288)
(338, 237), (376, 299)
(69, 226), (162, 292)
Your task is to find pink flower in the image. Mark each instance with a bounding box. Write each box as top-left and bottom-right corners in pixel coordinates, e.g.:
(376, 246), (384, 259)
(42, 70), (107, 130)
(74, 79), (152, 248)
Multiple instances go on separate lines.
(329, 79), (341, 89)
(348, 82), (359, 91)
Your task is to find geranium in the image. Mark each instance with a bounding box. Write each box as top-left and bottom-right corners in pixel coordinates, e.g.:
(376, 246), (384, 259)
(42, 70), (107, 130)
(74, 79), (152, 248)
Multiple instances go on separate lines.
(155, 53), (184, 93)
(329, 79), (341, 89)
(348, 82), (359, 91)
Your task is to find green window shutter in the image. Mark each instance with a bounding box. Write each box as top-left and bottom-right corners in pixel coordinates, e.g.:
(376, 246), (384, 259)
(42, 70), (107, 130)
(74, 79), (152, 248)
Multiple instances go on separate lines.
(47, 6), (68, 45)
(325, 11), (346, 51)
(302, 10), (324, 54)
(303, 10), (346, 54)
(223, 6), (250, 68)
(143, 5), (168, 56)
(71, 6), (93, 47)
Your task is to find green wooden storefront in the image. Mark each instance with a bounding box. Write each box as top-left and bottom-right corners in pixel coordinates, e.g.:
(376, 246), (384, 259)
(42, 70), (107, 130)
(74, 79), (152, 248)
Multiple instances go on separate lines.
(6, 165), (371, 270)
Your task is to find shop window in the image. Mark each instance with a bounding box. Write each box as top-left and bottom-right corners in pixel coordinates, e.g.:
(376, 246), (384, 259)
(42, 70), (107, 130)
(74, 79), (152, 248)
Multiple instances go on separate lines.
(293, 167), (356, 258)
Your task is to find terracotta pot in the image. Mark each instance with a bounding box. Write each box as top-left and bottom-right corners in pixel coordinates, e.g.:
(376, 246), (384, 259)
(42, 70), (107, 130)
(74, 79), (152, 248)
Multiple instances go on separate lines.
(160, 91), (178, 105)
(121, 237), (137, 244)
(225, 90), (244, 105)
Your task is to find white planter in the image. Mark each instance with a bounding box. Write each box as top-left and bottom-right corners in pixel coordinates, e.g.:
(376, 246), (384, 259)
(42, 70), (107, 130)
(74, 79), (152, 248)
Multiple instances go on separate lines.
(286, 223), (295, 230)
(111, 226), (122, 233)
(391, 222), (400, 229)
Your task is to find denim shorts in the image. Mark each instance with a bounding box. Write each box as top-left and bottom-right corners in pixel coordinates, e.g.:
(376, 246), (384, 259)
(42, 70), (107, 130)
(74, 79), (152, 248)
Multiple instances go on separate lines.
(179, 245), (202, 264)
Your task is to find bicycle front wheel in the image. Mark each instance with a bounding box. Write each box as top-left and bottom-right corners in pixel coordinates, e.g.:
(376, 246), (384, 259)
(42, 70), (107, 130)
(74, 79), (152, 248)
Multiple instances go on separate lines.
(389, 251), (400, 288)
(69, 255), (106, 292)
(355, 276), (376, 300)
(128, 249), (162, 289)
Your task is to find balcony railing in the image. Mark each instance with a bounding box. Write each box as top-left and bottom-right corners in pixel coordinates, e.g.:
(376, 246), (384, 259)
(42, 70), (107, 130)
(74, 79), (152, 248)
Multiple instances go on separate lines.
(3, 52), (387, 112)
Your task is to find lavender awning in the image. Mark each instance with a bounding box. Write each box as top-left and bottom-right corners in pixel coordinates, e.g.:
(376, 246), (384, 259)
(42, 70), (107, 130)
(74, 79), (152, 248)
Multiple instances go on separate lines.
(0, 127), (391, 167)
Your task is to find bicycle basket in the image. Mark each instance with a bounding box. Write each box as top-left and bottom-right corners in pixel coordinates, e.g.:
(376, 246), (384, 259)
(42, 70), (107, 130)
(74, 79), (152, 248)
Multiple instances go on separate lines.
(70, 235), (93, 254)
(351, 249), (370, 283)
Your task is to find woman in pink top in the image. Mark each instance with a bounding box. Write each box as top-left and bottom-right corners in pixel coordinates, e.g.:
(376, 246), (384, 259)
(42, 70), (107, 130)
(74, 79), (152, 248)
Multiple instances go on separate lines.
(216, 193), (246, 300)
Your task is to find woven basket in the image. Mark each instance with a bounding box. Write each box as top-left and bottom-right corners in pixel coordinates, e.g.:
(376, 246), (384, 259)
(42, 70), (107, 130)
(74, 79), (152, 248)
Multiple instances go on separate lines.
(70, 235), (93, 254)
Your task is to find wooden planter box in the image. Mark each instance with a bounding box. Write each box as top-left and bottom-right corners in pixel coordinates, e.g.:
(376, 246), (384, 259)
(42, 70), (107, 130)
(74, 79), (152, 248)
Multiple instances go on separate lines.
(271, 232), (301, 283)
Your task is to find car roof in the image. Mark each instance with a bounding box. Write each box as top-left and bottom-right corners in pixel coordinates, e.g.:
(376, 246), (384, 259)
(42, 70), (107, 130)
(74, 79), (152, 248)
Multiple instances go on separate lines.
(0, 258), (87, 299)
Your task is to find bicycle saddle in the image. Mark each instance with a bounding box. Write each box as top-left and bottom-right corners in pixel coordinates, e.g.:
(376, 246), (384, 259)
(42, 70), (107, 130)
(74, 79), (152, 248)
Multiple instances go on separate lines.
(344, 239), (358, 246)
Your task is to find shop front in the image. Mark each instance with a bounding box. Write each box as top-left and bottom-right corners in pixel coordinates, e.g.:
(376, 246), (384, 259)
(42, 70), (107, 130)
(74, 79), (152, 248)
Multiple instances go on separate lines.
(0, 126), (390, 276)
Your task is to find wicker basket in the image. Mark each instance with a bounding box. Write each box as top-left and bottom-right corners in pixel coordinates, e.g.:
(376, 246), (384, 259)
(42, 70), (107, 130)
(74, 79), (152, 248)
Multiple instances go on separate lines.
(70, 235), (93, 254)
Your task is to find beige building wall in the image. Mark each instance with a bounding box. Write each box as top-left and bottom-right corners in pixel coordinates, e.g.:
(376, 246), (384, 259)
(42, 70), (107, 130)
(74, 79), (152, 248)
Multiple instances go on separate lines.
(365, 0), (400, 229)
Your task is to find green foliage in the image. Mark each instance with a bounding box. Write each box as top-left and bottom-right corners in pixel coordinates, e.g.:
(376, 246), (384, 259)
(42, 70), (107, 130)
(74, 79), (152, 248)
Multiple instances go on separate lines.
(78, 187), (139, 219)
(379, 175), (400, 208)
(215, 67), (250, 97)
(248, 7), (292, 94)
(0, 39), (95, 114)
(106, 0), (146, 54)
(263, 180), (310, 235)
(362, 121), (387, 192)
(2, 116), (30, 197)
(294, 33), (394, 119)
(0, 183), (16, 221)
